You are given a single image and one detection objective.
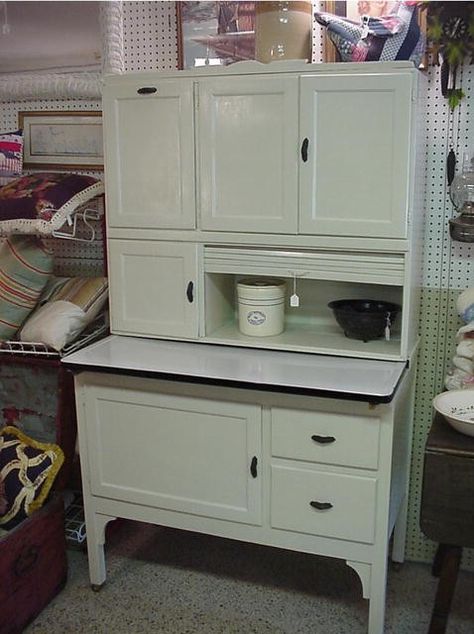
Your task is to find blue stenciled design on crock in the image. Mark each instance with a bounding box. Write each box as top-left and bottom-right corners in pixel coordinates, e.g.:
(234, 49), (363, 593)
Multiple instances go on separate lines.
(449, 404), (474, 421)
(247, 311), (266, 326)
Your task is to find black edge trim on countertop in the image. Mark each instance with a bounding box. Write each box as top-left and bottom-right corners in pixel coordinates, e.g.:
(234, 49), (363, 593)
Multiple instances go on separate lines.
(63, 363), (403, 404)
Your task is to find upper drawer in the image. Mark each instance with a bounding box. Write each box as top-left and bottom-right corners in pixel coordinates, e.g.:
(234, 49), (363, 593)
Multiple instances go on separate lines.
(271, 407), (380, 470)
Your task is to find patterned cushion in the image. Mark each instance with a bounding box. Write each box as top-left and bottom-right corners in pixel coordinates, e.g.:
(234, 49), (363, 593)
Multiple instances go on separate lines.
(0, 425), (64, 530)
(314, 1), (424, 65)
(0, 172), (104, 236)
(0, 130), (23, 183)
(0, 474), (6, 515)
(19, 276), (108, 351)
(0, 235), (53, 341)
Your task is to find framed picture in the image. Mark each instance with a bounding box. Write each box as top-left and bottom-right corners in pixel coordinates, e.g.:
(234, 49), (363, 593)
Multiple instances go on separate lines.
(18, 111), (103, 170)
(177, 1), (256, 69)
(322, 1), (427, 67)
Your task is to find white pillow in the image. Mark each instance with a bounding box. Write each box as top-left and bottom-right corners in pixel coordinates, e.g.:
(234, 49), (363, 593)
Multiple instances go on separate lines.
(20, 300), (87, 351)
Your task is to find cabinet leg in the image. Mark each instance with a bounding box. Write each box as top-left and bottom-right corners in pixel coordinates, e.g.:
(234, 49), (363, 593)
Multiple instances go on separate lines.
(391, 493), (408, 564)
(428, 545), (462, 634)
(431, 543), (449, 578)
(85, 512), (116, 588)
(347, 558), (387, 634)
(367, 560), (388, 634)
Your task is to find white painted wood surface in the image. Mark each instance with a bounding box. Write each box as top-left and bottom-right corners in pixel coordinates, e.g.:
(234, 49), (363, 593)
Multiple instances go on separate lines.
(63, 335), (406, 399)
(72, 364), (415, 634)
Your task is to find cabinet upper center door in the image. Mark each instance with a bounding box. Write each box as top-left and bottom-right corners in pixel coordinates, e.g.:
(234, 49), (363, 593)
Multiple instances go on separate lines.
(198, 75), (299, 234)
(299, 73), (413, 239)
(103, 79), (195, 230)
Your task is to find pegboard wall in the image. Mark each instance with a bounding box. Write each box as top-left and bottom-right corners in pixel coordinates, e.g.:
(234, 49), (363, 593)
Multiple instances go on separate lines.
(1, 1), (473, 568)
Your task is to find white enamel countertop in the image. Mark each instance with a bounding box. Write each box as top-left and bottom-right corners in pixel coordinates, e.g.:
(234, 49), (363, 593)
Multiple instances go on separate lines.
(62, 336), (406, 401)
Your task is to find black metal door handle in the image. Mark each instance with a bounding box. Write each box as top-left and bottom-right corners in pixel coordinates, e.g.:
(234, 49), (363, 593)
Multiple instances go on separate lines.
(137, 86), (157, 95)
(250, 456), (258, 478)
(186, 281), (194, 303)
(301, 137), (309, 162)
(310, 501), (333, 511)
(311, 435), (336, 444)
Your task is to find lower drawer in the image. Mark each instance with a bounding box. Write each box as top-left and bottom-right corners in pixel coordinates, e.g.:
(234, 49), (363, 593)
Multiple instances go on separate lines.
(270, 465), (377, 544)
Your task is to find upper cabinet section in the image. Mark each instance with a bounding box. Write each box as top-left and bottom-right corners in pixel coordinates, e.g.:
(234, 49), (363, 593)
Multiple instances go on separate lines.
(103, 78), (196, 230)
(103, 64), (415, 240)
(299, 73), (413, 238)
(198, 75), (299, 234)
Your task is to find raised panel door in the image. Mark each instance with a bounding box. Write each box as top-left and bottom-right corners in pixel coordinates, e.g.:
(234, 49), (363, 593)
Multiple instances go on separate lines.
(198, 75), (298, 233)
(108, 240), (198, 338)
(82, 379), (262, 525)
(103, 78), (195, 229)
(299, 73), (413, 238)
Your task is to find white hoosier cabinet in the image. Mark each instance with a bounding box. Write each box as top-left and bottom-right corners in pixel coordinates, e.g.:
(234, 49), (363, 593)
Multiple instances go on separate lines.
(64, 61), (426, 634)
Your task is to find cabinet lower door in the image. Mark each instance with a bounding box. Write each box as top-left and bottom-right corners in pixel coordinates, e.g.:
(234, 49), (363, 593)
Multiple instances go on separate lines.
(108, 240), (198, 338)
(103, 78), (195, 229)
(82, 379), (262, 525)
(198, 75), (298, 233)
(299, 73), (412, 238)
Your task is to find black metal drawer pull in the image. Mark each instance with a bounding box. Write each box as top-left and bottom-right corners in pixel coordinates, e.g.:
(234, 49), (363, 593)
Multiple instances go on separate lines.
(301, 137), (309, 162)
(186, 281), (194, 303)
(137, 86), (157, 95)
(311, 434), (336, 444)
(310, 501), (333, 511)
(250, 456), (258, 478)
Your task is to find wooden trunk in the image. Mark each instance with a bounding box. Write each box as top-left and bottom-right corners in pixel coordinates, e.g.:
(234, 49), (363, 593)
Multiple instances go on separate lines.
(0, 494), (67, 634)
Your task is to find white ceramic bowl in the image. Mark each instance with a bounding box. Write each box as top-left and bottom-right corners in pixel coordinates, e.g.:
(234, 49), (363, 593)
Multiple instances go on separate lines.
(433, 389), (474, 436)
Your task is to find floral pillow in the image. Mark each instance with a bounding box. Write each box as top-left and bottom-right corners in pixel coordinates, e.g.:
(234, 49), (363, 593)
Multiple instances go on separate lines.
(0, 172), (104, 236)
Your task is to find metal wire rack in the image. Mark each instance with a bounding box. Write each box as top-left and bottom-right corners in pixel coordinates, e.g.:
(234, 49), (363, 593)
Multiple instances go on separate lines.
(0, 313), (108, 359)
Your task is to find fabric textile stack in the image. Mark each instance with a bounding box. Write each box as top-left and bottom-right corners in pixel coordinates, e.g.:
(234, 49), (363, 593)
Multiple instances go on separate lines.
(445, 288), (474, 390)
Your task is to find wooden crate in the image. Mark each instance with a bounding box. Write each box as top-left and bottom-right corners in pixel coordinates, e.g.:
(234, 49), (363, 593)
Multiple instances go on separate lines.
(0, 494), (67, 634)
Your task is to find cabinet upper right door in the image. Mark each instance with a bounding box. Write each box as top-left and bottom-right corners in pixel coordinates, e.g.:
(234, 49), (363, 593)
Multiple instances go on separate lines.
(299, 73), (413, 239)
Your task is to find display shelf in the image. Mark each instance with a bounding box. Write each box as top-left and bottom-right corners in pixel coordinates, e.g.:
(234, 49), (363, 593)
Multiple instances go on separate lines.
(204, 319), (403, 361)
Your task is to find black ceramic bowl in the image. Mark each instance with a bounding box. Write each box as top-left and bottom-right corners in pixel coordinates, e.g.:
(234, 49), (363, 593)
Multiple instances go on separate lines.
(328, 299), (401, 342)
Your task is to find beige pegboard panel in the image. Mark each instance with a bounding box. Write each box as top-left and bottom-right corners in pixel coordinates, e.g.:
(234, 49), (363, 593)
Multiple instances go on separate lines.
(312, 1), (324, 63)
(422, 64), (473, 292)
(422, 65), (451, 290)
(447, 65), (473, 291)
(123, 1), (179, 71)
(1, 99), (101, 133)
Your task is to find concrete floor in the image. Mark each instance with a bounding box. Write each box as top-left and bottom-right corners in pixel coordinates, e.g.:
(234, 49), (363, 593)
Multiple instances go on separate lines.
(26, 520), (474, 633)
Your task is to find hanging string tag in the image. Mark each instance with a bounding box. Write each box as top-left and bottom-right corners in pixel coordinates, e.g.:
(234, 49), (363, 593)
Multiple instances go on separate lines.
(385, 313), (391, 341)
(361, 16), (370, 40)
(290, 272), (299, 307)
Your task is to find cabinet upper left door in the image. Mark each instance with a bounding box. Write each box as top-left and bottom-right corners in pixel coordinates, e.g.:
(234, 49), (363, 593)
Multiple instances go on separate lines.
(103, 78), (196, 230)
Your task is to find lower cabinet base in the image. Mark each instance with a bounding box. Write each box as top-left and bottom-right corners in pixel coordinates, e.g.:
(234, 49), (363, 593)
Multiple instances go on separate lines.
(75, 368), (415, 634)
(83, 497), (407, 634)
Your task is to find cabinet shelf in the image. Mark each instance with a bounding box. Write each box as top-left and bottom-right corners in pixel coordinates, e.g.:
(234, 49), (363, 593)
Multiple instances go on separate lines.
(205, 320), (402, 360)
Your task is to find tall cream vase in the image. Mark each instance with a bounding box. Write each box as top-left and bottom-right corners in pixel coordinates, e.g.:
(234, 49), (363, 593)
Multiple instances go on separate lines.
(255, 1), (313, 63)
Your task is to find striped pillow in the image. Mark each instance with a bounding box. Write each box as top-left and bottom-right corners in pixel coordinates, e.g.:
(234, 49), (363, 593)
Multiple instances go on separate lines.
(0, 236), (53, 340)
(49, 276), (108, 318)
(19, 276), (108, 351)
